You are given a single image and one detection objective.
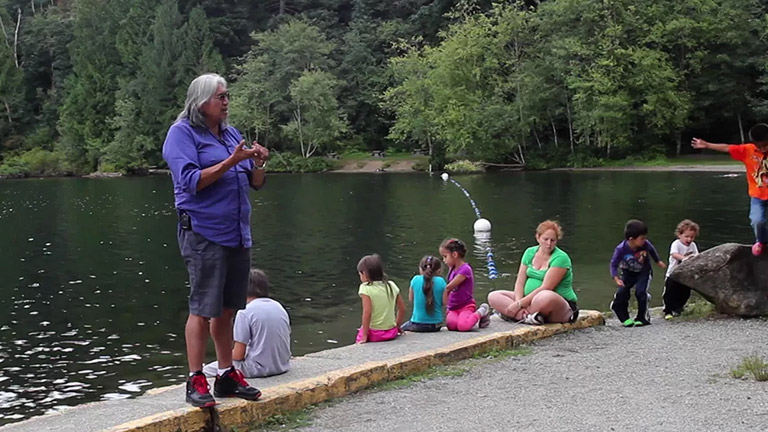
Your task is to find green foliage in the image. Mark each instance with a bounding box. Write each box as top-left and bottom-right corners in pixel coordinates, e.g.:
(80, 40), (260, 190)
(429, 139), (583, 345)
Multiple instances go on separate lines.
(0, 24), (24, 143)
(0, 148), (63, 177)
(57, 0), (126, 172)
(105, 0), (224, 171)
(444, 159), (484, 173)
(268, 152), (333, 173)
(5, 0), (768, 174)
(731, 355), (768, 381)
(230, 19), (337, 151)
(283, 70), (348, 157)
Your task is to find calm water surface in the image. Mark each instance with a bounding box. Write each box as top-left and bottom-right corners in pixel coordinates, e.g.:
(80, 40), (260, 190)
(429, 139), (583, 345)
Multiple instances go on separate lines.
(0, 171), (751, 423)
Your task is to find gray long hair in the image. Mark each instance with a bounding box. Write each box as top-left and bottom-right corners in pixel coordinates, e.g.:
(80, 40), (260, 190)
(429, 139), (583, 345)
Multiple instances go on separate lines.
(176, 73), (228, 128)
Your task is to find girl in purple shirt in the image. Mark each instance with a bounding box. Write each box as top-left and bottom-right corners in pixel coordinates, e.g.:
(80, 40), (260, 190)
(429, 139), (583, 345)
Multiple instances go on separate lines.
(440, 238), (491, 331)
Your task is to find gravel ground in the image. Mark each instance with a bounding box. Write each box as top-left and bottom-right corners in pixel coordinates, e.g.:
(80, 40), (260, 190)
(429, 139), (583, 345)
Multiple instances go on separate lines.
(295, 314), (768, 432)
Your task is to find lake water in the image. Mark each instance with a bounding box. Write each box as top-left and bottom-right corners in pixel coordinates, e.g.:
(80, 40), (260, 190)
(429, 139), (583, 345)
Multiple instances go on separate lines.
(0, 171), (751, 424)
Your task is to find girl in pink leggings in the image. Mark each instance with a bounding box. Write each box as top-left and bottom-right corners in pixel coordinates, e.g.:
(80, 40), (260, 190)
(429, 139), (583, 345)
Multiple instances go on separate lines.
(440, 239), (491, 331)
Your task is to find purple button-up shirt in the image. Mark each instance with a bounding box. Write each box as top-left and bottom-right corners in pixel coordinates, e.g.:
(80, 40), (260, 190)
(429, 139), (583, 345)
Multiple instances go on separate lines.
(162, 119), (254, 248)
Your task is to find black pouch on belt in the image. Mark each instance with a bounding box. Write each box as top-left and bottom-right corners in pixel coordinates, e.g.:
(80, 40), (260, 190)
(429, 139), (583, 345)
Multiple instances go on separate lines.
(179, 211), (192, 230)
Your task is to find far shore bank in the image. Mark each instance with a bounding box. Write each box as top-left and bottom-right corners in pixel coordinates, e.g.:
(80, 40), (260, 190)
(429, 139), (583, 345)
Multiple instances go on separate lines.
(0, 162), (746, 180)
(551, 164), (744, 173)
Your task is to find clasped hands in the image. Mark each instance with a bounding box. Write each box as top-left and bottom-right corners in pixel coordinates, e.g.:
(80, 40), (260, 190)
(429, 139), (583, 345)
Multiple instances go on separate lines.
(231, 139), (269, 167)
(507, 300), (528, 321)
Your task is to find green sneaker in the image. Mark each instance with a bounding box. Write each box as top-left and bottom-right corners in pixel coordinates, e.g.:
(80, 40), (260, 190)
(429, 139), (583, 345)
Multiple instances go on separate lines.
(622, 319), (635, 327)
(664, 314), (673, 320)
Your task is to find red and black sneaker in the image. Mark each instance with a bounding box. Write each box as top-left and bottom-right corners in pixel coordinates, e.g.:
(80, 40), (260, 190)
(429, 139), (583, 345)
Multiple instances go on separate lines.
(214, 367), (262, 401)
(186, 372), (216, 408)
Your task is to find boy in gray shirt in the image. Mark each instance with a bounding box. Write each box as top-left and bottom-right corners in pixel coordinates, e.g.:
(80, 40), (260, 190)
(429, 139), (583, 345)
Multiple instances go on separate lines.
(204, 269), (291, 377)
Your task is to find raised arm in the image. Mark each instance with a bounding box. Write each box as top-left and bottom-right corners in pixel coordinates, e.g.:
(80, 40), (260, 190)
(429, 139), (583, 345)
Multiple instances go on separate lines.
(691, 138), (731, 153)
(198, 140), (259, 191)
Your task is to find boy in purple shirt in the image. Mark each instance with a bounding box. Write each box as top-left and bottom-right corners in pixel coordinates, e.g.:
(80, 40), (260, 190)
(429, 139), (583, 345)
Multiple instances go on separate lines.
(609, 219), (667, 327)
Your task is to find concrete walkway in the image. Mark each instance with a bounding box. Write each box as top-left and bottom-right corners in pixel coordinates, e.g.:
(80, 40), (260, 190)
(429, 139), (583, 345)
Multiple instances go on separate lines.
(1, 312), (603, 432)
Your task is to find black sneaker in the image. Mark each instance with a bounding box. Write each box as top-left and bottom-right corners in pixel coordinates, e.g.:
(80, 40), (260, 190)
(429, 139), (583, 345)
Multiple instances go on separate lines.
(186, 372), (216, 408)
(214, 367), (262, 401)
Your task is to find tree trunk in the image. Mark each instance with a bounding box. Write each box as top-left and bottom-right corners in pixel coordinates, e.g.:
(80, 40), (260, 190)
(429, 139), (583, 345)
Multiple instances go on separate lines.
(565, 93), (574, 155)
(738, 112), (745, 143)
(31, 0), (36, 14)
(427, 135), (433, 174)
(293, 107), (305, 157)
(549, 111), (558, 148)
(279, 0), (286, 15)
(515, 144), (526, 166)
(263, 105), (270, 148)
(533, 123), (542, 150)
(4, 100), (12, 125)
(517, 82), (526, 149)
(12, 8), (20, 68)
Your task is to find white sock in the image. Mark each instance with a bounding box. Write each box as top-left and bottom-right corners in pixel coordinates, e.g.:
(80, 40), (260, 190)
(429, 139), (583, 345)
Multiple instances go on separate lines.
(217, 367), (231, 376)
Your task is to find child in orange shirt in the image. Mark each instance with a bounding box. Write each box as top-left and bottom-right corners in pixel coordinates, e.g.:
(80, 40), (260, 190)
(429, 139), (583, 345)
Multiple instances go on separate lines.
(692, 123), (768, 255)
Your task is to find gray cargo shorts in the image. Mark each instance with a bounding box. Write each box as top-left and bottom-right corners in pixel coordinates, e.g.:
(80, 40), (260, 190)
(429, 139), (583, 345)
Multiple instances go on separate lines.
(177, 226), (250, 318)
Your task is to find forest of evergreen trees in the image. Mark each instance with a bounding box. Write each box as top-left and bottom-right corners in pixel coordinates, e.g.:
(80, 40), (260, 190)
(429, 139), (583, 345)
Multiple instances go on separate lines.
(1, 0), (768, 176)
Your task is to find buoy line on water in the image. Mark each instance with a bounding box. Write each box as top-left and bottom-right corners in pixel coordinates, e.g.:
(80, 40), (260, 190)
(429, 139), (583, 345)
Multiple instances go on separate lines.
(441, 173), (498, 280)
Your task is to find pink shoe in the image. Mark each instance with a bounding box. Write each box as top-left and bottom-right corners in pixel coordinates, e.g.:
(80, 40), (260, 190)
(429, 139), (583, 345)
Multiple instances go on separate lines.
(752, 242), (764, 256)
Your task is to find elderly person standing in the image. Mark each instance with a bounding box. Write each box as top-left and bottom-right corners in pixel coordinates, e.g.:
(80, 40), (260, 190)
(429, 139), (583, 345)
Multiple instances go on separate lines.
(163, 73), (267, 407)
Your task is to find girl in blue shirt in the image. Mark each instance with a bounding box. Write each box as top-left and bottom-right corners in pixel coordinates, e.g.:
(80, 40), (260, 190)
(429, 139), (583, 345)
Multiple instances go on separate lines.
(401, 256), (446, 332)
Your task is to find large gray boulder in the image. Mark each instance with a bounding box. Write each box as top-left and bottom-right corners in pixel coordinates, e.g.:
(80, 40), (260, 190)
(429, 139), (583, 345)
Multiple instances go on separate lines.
(670, 243), (768, 316)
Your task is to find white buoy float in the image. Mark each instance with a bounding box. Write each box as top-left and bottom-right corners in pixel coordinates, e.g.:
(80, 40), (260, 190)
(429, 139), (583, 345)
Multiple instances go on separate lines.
(473, 218), (491, 232)
(440, 172), (449, 181)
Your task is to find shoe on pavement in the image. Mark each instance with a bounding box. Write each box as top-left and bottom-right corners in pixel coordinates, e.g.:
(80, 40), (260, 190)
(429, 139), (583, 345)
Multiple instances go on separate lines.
(633, 319), (651, 327)
(186, 372), (216, 408)
(622, 319), (635, 327)
(664, 314), (674, 320)
(522, 312), (544, 325)
(477, 303), (491, 328)
(752, 242), (764, 256)
(214, 367), (262, 401)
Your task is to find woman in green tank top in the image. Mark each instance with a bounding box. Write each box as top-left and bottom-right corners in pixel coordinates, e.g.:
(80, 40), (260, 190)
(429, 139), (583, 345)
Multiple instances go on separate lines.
(487, 220), (578, 324)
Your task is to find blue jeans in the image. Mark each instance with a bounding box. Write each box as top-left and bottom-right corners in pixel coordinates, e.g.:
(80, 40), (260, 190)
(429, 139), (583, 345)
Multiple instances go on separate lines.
(749, 197), (768, 244)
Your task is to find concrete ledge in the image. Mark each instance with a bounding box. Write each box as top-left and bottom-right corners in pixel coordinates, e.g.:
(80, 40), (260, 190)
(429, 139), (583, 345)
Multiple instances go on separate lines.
(105, 310), (604, 432)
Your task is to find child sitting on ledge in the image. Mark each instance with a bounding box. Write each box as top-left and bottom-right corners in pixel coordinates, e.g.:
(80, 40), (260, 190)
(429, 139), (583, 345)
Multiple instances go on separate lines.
(204, 269), (291, 378)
